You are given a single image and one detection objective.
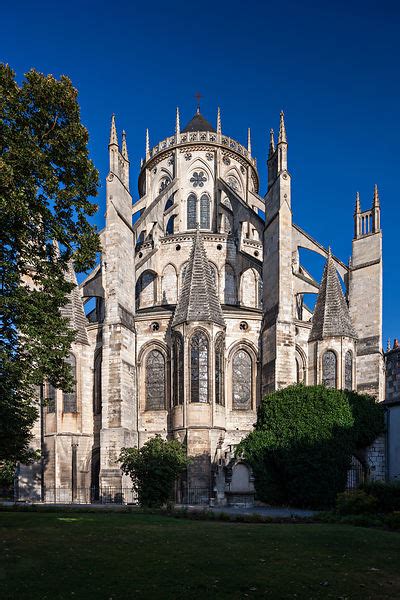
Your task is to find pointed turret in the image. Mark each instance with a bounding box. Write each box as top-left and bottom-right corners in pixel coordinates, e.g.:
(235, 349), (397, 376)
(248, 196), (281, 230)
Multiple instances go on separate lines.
(355, 191), (361, 214)
(247, 127), (252, 155)
(268, 128), (275, 158)
(175, 107), (180, 137)
(61, 260), (89, 345)
(217, 107), (222, 135)
(121, 130), (128, 161)
(309, 249), (357, 341)
(172, 229), (225, 327)
(278, 110), (287, 144)
(109, 114), (118, 147)
(372, 184), (380, 208)
(145, 128), (150, 160)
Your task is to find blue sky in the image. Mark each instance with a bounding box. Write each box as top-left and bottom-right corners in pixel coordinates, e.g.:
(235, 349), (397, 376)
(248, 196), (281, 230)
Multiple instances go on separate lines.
(2, 0), (399, 344)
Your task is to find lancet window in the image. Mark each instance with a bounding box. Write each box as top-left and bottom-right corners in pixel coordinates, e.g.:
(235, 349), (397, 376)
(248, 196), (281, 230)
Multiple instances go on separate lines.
(146, 350), (166, 410)
(173, 334), (184, 406)
(190, 331), (209, 403)
(215, 334), (225, 406)
(93, 350), (102, 415)
(322, 350), (337, 389)
(345, 350), (353, 390)
(187, 193), (197, 229)
(63, 353), (77, 413)
(200, 194), (210, 229)
(232, 350), (252, 410)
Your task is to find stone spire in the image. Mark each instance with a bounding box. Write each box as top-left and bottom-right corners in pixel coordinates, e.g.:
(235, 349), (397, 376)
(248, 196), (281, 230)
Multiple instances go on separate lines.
(175, 106), (180, 137)
(268, 128), (275, 158)
(121, 130), (128, 161)
(172, 229), (225, 327)
(278, 110), (287, 144)
(309, 249), (357, 342)
(109, 114), (118, 147)
(217, 107), (222, 135)
(61, 260), (89, 345)
(145, 128), (150, 160)
(372, 183), (380, 208)
(247, 127), (252, 155)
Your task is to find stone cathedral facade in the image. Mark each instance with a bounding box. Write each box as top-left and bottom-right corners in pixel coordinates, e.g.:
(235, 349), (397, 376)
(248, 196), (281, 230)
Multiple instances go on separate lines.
(19, 108), (385, 502)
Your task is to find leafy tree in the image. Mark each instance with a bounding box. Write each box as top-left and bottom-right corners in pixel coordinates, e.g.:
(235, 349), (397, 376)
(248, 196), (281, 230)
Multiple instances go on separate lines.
(238, 385), (385, 509)
(119, 436), (190, 507)
(0, 64), (100, 464)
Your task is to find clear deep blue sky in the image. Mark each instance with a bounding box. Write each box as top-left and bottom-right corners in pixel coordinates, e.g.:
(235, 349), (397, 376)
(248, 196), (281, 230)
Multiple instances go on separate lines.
(2, 0), (399, 344)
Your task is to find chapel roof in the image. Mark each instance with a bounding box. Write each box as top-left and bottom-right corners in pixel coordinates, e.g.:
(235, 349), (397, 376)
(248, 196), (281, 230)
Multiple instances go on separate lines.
(309, 250), (357, 342)
(61, 262), (90, 345)
(172, 229), (225, 327)
(182, 110), (216, 133)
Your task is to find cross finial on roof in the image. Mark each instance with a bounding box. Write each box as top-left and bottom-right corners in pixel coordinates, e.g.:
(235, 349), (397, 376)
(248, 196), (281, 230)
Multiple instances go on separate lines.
(195, 91), (202, 114)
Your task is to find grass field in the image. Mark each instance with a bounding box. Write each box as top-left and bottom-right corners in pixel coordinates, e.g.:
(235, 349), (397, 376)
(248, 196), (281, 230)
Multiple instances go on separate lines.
(0, 511), (399, 599)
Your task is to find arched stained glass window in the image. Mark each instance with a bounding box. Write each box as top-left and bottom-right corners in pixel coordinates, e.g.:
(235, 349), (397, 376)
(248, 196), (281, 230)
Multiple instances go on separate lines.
(47, 383), (56, 413)
(173, 334), (184, 406)
(322, 350), (337, 389)
(93, 350), (102, 415)
(191, 331), (209, 403)
(200, 194), (210, 229)
(345, 350), (353, 390)
(63, 354), (77, 413)
(187, 193), (197, 229)
(232, 350), (252, 410)
(146, 350), (165, 410)
(166, 215), (175, 235)
(215, 334), (225, 406)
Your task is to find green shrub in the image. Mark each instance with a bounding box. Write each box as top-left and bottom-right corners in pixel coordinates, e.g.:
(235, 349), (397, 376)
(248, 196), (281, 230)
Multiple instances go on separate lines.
(119, 435), (189, 508)
(336, 490), (378, 515)
(360, 481), (400, 513)
(383, 512), (400, 530)
(238, 385), (385, 510)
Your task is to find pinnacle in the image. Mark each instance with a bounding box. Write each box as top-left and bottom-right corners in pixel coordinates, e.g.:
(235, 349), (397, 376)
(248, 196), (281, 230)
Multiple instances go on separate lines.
(278, 110), (287, 144)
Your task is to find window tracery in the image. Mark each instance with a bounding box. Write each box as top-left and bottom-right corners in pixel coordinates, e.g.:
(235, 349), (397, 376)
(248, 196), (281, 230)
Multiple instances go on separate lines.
(93, 350), (102, 415)
(322, 350), (337, 389)
(146, 350), (166, 410)
(190, 171), (207, 187)
(232, 350), (252, 410)
(200, 194), (210, 229)
(191, 331), (209, 403)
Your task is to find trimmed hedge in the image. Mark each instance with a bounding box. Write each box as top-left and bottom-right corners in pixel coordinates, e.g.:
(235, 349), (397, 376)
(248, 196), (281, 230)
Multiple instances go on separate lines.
(238, 385), (385, 509)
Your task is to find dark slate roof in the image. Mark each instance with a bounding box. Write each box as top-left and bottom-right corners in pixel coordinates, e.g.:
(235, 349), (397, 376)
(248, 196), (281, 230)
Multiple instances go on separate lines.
(182, 111), (216, 133)
(61, 262), (90, 345)
(172, 229), (225, 327)
(309, 251), (357, 342)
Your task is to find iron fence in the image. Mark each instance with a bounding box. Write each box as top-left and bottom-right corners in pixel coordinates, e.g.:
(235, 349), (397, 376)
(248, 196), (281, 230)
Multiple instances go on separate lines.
(179, 487), (211, 505)
(41, 487), (138, 505)
(346, 456), (366, 490)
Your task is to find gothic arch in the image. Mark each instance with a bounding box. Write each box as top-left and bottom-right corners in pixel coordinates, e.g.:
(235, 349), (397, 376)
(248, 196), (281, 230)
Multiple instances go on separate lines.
(187, 156), (214, 182)
(225, 167), (244, 194)
(161, 263), (178, 304)
(136, 270), (157, 309)
(228, 343), (257, 411)
(321, 349), (338, 389)
(295, 345), (307, 384)
(189, 328), (211, 404)
(138, 341), (169, 412)
(240, 268), (261, 308)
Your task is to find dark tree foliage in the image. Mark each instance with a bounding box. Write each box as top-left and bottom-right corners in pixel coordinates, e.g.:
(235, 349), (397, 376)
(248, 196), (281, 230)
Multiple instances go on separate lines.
(238, 385), (385, 509)
(119, 436), (189, 508)
(0, 64), (100, 463)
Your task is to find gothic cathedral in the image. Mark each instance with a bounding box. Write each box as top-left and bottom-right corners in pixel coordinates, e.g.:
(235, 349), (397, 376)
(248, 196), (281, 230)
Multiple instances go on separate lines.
(18, 108), (385, 502)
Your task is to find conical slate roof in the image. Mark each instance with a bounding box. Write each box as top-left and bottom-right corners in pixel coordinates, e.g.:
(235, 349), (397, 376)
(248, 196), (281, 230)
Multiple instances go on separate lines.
(61, 262), (89, 345)
(309, 251), (357, 342)
(182, 111), (216, 133)
(172, 229), (225, 327)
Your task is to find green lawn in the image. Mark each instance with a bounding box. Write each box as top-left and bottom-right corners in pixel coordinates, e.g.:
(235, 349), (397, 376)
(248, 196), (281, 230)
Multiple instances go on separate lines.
(0, 511), (399, 599)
